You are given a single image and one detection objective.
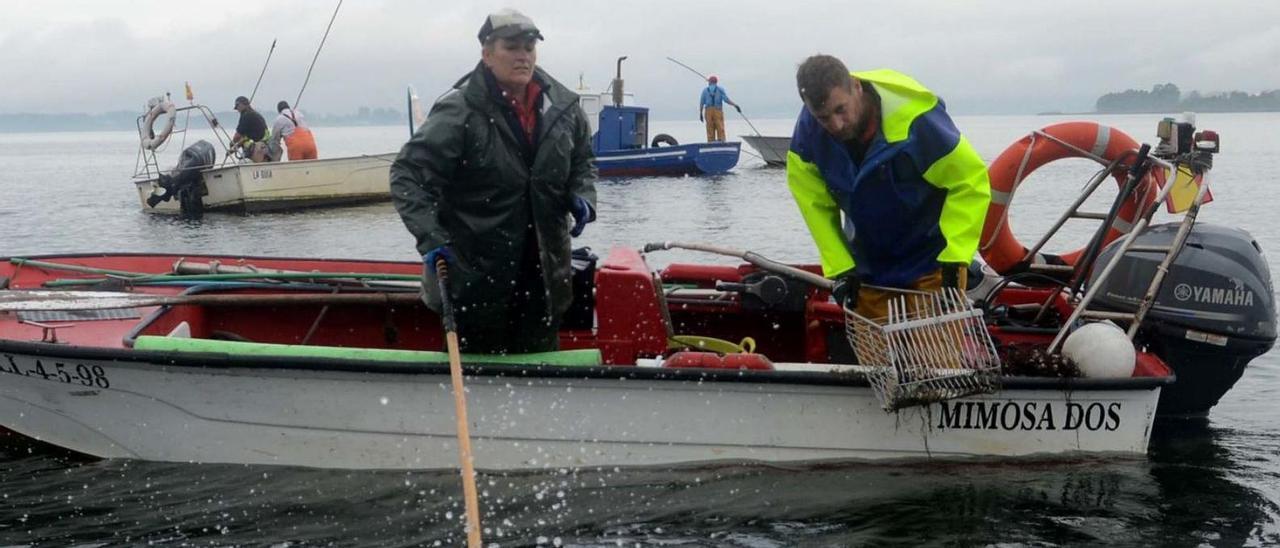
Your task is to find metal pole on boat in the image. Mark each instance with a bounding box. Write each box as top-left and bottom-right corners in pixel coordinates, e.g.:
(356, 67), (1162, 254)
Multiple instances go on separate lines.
(642, 241), (903, 294)
(291, 0), (343, 114)
(665, 56), (710, 81)
(248, 39), (277, 104)
(664, 57), (785, 160)
(434, 258), (484, 548)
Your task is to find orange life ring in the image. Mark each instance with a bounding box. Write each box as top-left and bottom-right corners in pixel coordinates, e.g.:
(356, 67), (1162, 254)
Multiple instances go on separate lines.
(980, 122), (1157, 275)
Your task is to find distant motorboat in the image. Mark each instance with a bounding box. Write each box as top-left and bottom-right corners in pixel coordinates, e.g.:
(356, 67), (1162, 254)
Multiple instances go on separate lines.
(579, 59), (740, 178)
(134, 151), (396, 215)
(132, 98), (394, 216)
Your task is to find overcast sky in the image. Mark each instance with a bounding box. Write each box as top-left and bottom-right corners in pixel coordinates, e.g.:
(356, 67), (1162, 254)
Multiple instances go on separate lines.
(2, 0), (1277, 118)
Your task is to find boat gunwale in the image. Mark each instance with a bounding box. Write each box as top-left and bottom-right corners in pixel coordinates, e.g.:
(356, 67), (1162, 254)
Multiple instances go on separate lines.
(0, 337), (1173, 391)
(0, 252), (1174, 391)
(132, 152), (398, 183)
(1, 252), (418, 268)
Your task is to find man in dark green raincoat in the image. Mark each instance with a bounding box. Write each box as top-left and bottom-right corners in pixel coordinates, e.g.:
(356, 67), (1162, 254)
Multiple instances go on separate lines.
(391, 9), (598, 354)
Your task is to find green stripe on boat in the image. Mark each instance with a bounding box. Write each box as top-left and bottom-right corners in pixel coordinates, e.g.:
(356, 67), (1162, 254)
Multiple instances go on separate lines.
(132, 336), (603, 366)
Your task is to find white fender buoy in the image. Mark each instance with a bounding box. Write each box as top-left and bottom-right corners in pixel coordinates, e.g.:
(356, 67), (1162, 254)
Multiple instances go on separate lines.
(1062, 321), (1136, 378)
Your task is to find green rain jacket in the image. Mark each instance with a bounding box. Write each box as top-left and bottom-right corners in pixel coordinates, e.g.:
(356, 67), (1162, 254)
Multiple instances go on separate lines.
(391, 63), (598, 319)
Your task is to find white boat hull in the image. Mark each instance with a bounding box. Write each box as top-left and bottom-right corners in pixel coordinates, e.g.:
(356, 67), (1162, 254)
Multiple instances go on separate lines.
(0, 350), (1163, 470)
(741, 135), (790, 166)
(135, 153), (396, 214)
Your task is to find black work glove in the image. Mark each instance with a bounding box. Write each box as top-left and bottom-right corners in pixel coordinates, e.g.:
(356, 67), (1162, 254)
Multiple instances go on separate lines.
(831, 274), (862, 309)
(733, 104), (742, 113)
(940, 263), (965, 290)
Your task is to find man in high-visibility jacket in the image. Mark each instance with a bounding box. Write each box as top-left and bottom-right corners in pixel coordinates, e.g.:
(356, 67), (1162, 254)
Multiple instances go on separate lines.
(786, 55), (990, 322)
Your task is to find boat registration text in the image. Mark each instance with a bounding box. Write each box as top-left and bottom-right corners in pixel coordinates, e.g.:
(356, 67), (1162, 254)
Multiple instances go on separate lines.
(2, 353), (110, 388)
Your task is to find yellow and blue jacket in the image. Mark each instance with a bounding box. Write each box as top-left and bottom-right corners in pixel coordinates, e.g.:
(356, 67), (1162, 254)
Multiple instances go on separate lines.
(786, 69), (990, 287)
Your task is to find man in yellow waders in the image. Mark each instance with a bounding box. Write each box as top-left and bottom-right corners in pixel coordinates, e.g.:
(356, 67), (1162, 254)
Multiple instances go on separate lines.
(699, 75), (741, 142)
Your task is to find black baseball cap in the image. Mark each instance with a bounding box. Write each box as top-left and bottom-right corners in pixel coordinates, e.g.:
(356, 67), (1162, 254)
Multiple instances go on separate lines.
(477, 9), (543, 44)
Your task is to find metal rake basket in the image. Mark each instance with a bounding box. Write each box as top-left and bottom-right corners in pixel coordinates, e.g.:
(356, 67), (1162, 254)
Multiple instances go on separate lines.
(844, 287), (1002, 411)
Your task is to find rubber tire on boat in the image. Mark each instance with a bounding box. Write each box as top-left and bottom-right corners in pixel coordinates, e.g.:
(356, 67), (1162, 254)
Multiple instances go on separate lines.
(139, 98), (177, 151)
(980, 121), (1159, 276)
(651, 134), (679, 147)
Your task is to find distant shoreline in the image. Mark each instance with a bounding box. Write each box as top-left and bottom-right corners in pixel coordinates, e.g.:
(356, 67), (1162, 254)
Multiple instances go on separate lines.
(1090, 84), (1280, 116)
(0, 108), (409, 134)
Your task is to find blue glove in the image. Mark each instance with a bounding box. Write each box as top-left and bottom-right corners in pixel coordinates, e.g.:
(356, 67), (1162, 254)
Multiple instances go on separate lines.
(570, 196), (594, 238)
(424, 245), (453, 269)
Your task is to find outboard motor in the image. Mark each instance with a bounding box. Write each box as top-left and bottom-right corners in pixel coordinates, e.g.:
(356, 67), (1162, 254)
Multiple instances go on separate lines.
(1089, 222), (1277, 416)
(146, 140), (215, 218)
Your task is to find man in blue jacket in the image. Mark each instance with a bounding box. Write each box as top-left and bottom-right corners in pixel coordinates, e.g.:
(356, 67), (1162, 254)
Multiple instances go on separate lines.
(786, 54), (990, 321)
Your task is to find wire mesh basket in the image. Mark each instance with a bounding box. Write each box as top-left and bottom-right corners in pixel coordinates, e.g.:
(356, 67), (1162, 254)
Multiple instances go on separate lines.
(845, 287), (1002, 411)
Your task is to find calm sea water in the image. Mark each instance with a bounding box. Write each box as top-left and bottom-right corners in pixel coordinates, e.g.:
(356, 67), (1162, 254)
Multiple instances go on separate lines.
(0, 112), (1278, 546)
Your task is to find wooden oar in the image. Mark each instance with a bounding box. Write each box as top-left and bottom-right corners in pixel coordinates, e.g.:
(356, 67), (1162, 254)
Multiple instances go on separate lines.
(0, 290), (419, 312)
(433, 258), (483, 548)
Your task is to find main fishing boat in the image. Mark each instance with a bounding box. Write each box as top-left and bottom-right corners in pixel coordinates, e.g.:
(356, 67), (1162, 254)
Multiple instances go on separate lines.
(0, 245), (1171, 471)
(132, 97), (396, 217)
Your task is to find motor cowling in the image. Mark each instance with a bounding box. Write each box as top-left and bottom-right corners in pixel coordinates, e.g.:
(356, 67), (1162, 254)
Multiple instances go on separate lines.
(1089, 222), (1276, 416)
(146, 140), (216, 218)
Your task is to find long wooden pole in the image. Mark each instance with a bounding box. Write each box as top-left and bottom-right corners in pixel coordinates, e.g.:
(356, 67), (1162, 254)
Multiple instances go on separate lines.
(434, 258), (483, 548)
(248, 39), (277, 104)
(292, 0), (343, 114)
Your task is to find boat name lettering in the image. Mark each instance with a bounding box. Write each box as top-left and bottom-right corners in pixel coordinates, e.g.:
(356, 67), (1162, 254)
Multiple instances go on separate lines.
(1173, 283), (1254, 307)
(935, 401), (1120, 431)
(253, 169), (273, 180)
(1, 354), (110, 389)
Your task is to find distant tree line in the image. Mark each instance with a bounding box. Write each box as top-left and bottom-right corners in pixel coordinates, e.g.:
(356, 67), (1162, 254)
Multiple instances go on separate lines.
(1096, 83), (1280, 113)
(0, 106), (407, 133)
(309, 106), (404, 126)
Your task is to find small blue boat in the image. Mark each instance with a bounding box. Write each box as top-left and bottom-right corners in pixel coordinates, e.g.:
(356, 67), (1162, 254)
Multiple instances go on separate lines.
(594, 138), (741, 178)
(580, 59), (740, 178)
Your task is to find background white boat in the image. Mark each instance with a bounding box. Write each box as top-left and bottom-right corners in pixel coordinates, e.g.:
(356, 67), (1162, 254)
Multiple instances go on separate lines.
(134, 153), (396, 214)
(741, 135), (790, 166)
(132, 101), (396, 215)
